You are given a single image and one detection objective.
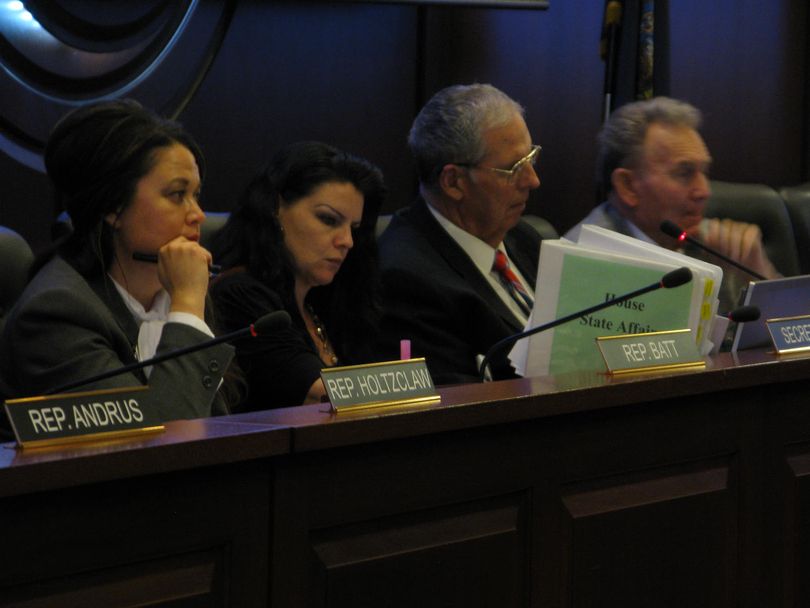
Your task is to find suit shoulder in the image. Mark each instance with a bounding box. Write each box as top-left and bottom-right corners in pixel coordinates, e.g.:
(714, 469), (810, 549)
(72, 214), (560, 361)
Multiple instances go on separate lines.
(378, 209), (436, 264)
(508, 219), (544, 251)
(14, 257), (97, 313)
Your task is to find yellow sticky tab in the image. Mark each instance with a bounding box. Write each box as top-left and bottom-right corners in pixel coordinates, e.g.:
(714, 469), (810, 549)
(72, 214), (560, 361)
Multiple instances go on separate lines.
(701, 302), (712, 319)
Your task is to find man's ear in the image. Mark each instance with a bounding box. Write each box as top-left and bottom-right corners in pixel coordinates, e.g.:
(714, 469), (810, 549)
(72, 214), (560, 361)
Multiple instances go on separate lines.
(611, 167), (640, 208)
(437, 164), (466, 202)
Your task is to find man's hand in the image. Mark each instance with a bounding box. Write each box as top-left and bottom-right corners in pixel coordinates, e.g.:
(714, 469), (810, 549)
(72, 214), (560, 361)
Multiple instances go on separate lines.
(703, 218), (781, 280)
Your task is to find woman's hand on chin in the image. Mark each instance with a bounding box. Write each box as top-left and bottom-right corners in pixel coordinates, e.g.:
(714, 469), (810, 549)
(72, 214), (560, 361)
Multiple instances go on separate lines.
(159, 236), (212, 319)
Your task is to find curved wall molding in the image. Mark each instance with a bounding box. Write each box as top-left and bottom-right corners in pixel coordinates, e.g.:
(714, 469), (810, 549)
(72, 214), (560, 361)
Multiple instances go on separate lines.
(0, 0), (234, 171)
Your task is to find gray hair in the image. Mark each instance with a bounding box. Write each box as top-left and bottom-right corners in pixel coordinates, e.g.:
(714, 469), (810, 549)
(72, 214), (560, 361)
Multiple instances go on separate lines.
(408, 83), (525, 188)
(598, 96), (702, 190)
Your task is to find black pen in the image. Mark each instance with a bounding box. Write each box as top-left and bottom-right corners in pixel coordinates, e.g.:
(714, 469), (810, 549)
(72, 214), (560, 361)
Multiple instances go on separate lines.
(132, 252), (222, 274)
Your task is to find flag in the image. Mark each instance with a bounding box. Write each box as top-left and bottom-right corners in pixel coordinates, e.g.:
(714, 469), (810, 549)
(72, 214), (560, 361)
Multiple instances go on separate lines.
(636, 0), (655, 100)
(601, 0), (669, 118)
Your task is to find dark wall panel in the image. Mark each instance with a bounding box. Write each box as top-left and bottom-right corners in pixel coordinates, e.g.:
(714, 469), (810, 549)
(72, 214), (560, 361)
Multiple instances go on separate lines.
(668, 0), (808, 190)
(181, 1), (419, 216)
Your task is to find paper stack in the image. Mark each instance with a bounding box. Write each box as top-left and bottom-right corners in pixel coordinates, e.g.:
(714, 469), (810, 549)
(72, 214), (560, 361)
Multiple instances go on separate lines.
(511, 225), (723, 377)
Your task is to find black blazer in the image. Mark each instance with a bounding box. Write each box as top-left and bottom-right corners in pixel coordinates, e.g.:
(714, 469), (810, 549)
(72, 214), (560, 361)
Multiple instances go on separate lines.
(378, 197), (542, 385)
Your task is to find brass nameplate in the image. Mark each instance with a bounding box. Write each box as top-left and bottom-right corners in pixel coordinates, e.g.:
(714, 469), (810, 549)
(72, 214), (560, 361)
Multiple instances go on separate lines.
(322, 358), (440, 413)
(766, 314), (810, 354)
(596, 328), (704, 375)
(4, 386), (164, 449)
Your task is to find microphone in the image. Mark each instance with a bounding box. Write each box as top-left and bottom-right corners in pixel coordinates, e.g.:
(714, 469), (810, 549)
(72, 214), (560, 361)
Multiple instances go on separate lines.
(659, 220), (766, 280)
(726, 304), (760, 323)
(708, 305), (761, 356)
(133, 251), (222, 274)
(479, 266), (693, 380)
(45, 310), (291, 395)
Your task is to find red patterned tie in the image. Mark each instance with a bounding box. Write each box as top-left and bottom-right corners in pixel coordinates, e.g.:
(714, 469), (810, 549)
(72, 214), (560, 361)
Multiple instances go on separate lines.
(493, 250), (534, 317)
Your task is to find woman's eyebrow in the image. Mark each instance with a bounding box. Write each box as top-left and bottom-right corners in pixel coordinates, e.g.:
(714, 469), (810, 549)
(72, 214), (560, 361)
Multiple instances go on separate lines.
(315, 203), (345, 218)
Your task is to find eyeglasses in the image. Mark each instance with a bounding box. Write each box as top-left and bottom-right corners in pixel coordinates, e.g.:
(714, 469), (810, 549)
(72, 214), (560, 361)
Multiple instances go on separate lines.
(457, 145), (542, 181)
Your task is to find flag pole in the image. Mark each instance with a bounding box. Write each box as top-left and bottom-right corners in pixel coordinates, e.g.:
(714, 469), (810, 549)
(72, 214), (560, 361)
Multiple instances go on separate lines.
(601, 0), (623, 123)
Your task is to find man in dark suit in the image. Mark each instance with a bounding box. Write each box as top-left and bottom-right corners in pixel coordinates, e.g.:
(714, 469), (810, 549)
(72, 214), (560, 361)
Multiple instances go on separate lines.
(378, 83), (543, 384)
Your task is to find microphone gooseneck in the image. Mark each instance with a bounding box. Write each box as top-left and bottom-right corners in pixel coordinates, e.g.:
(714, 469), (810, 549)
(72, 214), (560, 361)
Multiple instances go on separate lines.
(44, 310), (291, 395)
(251, 310), (292, 336)
(659, 220), (766, 281)
(478, 267), (693, 381)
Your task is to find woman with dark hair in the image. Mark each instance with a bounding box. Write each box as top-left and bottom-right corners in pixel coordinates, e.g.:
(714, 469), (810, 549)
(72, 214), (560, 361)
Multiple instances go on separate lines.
(210, 141), (385, 409)
(0, 99), (235, 420)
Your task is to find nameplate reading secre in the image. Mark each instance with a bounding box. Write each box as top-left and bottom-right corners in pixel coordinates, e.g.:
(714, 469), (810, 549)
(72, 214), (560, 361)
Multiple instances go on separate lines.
(4, 386), (164, 449)
(766, 315), (810, 354)
(322, 358), (440, 413)
(596, 328), (704, 375)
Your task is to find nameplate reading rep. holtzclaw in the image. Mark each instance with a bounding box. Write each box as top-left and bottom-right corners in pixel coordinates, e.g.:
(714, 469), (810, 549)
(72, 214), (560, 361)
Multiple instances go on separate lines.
(4, 386), (164, 449)
(321, 358), (439, 413)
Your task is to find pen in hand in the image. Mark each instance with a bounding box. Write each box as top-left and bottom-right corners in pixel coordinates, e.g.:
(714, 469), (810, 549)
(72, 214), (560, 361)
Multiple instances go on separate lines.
(132, 252), (222, 274)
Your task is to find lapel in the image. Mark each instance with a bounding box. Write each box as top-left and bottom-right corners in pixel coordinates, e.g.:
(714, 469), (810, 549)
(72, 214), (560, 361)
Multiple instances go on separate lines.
(409, 198), (525, 332)
(87, 273), (142, 372)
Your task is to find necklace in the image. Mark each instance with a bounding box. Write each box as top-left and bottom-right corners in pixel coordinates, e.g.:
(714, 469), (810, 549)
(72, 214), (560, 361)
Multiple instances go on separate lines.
(306, 304), (339, 366)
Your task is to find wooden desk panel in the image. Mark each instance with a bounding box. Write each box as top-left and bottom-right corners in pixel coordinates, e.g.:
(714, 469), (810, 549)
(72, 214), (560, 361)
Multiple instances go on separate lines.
(1, 350), (809, 606)
(0, 419), (289, 607)
(263, 384), (759, 607)
(241, 350), (806, 607)
(768, 380), (810, 608)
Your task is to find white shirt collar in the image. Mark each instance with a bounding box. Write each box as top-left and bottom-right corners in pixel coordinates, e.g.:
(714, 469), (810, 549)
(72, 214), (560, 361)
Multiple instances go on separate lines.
(107, 276), (213, 376)
(426, 203), (505, 276)
(109, 276), (171, 322)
